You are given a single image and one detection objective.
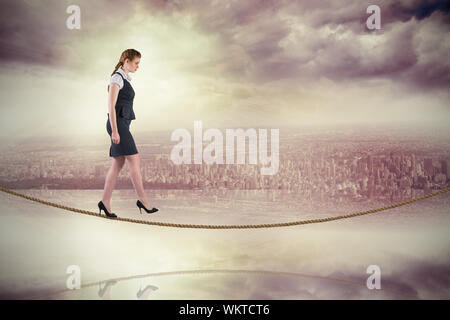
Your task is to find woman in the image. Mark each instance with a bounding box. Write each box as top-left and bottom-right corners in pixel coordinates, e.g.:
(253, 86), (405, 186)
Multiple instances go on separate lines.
(98, 49), (159, 218)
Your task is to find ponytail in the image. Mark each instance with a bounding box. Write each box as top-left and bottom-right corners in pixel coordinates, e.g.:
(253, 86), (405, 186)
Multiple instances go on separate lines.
(111, 61), (123, 77)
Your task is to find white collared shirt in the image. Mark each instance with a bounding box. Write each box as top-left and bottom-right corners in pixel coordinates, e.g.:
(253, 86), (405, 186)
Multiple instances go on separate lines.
(109, 67), (132, 90)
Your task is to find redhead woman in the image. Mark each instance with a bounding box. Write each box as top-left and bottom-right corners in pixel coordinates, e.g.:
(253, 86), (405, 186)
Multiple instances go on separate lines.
(98, 49), (158, 218)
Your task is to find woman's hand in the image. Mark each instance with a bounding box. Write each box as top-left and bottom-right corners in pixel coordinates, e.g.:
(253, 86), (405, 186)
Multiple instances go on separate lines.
(112, 131), (120, 144)
(108, 82), (121, 143)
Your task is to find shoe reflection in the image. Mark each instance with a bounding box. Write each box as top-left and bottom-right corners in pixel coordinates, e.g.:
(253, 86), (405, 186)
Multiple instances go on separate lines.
(98, 280), (117, 299)
(136, 284), (159, 299)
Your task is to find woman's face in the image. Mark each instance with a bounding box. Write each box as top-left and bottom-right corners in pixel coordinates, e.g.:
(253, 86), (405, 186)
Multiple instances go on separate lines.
(125, 57), (140, 73)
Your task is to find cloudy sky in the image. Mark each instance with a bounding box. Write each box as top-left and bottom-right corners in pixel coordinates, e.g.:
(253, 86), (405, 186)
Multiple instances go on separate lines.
(0, 0), (449, 142)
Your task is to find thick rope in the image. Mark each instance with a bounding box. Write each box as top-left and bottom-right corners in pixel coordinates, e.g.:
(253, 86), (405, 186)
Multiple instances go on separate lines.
(1, 186), (449, 229)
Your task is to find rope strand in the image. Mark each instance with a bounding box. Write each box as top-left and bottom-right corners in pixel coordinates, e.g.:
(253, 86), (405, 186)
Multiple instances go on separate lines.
(1, 186), (449, 229)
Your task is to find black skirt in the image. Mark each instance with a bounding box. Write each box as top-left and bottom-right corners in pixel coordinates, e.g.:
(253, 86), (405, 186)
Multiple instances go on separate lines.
(106, 114), (139, 157)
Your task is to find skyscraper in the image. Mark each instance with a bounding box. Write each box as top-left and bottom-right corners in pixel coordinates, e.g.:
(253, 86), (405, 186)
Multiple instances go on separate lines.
(424, 158), (434, 177)
(441, 159), (449, 176)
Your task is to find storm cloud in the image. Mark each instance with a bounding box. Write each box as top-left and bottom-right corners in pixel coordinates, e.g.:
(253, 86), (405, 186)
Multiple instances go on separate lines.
(0, 0), (449, 140)
(1, 0), (449, 89)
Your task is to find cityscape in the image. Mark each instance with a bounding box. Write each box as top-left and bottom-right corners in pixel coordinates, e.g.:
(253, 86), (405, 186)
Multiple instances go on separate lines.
(1, 125), (449, 203)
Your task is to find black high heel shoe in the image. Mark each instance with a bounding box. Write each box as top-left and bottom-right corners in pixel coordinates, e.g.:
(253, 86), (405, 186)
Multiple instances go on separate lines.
(98, 201), (117, 218)
(136, 200), (159, 214)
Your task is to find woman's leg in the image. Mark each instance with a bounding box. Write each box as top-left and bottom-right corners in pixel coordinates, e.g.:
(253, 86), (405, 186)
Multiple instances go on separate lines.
(101, 156), (126, 212)
(126, 153), (153, 208)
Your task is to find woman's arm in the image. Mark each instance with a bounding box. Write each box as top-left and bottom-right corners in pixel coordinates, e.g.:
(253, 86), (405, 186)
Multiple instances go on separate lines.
(108, 83), (121, 144)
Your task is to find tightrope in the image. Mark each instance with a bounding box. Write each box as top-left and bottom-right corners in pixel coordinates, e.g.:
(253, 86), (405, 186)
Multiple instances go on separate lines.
(1, 186), (449, 229)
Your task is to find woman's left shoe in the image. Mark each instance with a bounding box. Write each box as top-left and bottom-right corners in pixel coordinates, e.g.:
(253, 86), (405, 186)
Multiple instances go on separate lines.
(98, 200), (117, 218)
(136, 200), (159, 214)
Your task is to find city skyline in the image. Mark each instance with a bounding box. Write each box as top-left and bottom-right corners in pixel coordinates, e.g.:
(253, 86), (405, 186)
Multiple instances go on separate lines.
(1, 126), (449, 207)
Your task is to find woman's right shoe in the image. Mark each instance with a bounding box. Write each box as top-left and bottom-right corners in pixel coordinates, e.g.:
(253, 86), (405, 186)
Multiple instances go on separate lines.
(98, 201), (117, 218)
(136, 200), (159, 214)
